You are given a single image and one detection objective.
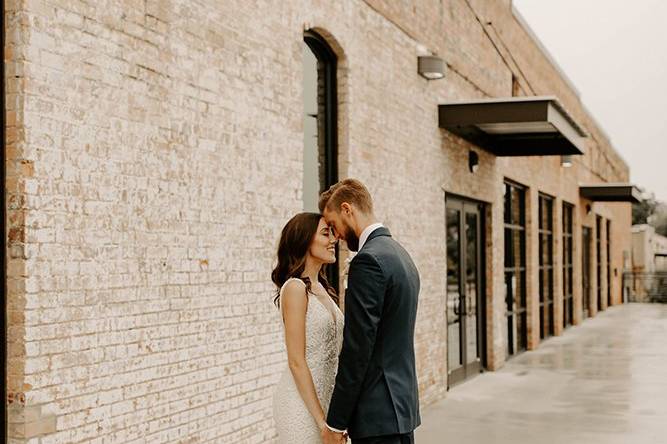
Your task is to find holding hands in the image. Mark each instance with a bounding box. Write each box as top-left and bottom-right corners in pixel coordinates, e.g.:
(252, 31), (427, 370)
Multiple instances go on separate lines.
(320, 423), (347, 444)
(322, 426), (347, 444)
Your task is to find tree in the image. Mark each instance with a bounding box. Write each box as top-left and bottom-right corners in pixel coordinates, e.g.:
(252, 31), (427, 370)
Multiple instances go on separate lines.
(632, 192), (656, 225)
(649, 202), (667, 237)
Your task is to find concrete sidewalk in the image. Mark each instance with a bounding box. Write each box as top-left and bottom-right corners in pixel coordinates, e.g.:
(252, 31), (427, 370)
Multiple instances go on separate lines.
(416, 304), (667, 444)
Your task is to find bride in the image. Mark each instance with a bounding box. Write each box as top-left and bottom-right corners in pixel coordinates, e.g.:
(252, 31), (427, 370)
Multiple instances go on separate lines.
(271, 212), (346, 443)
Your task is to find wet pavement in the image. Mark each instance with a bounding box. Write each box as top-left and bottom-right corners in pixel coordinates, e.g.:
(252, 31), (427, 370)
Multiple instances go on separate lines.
(416, 304), (667, 444)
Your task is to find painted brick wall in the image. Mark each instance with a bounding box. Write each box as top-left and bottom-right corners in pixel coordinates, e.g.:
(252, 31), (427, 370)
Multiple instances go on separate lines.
(4, 0), (631, 442)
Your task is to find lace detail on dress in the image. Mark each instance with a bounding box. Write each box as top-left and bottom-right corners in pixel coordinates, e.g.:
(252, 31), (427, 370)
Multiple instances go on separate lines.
(273, 278), (345, 443)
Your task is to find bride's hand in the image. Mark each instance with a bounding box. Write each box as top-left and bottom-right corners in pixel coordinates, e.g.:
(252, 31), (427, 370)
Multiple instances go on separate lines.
(320, 425), (346, 444)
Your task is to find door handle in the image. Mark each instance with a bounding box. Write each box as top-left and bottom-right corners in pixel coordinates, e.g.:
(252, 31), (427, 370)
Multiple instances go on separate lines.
(465, 284), (473, 316)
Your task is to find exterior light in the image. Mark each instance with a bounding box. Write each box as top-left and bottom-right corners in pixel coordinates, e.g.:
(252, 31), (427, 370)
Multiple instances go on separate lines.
(477, 122), (557, 134)
(469, 150), (479, 173)
(418, 55), (445, 80)
(561, 155), (573, 167)
(586, 204), (592, 215)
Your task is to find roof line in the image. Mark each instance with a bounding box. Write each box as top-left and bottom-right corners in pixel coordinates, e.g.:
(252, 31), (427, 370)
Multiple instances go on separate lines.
(510, 4), (581, 97)
(510, 2), (630, 170)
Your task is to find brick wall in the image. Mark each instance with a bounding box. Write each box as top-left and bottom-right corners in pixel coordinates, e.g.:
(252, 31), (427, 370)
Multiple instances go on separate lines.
(4, 0), (631, 442)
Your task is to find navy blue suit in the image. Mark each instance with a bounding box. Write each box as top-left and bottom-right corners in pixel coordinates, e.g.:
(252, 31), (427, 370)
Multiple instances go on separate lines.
(327, 227), (421, 442)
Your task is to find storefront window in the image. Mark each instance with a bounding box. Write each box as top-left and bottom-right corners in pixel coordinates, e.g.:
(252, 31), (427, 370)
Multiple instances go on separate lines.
(539, 194), (554, 338)
(562, 203), (574, 327)
(504, 181), (527, 356)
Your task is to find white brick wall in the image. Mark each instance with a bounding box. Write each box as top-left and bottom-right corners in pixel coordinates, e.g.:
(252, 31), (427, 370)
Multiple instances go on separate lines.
(5, 0), (631, 442)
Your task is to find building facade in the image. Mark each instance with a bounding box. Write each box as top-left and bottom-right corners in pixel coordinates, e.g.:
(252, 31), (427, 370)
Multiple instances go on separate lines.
(4, 1), (633, 442)
(632, 225), (667, 273)
(627, 225), (667, 302)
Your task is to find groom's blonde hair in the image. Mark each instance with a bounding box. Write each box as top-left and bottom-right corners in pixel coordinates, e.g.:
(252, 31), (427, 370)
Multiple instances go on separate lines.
(319, 178), (374, 214)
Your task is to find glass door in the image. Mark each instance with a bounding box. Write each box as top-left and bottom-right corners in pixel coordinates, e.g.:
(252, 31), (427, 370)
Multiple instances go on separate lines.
(446, 197), (485, 387)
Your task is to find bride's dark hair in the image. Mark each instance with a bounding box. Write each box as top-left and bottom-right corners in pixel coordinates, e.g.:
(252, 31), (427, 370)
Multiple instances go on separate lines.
(271, 212), (338, 307)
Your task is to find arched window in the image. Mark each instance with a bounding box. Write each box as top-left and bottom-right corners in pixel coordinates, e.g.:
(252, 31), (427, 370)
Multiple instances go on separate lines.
(303, 30), (339, 289)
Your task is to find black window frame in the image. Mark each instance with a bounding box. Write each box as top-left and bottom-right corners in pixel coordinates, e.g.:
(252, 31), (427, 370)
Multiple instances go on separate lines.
(562, 202), (574, 328)
(538, 193), (554, 339)
(304, 30), (339, 290)
(606, 219), (612, 307)
(582, 226), (592, 318)
(504, 180), (527, 356)
(596, 215), (603, 311)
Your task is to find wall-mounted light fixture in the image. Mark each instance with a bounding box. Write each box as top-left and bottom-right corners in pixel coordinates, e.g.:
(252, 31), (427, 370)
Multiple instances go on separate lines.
(418, 55), (445, 80)
(586, 203), (592, 215)
(561, 154), (573, 168)
(469, 150), (479, 173)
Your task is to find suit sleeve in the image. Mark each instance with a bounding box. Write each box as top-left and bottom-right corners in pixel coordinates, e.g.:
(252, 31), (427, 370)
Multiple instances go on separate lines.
(326, 252), (386, 430)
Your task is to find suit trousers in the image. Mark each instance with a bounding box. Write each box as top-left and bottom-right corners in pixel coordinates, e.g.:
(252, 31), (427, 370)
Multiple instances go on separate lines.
(352, 431), (414, 444)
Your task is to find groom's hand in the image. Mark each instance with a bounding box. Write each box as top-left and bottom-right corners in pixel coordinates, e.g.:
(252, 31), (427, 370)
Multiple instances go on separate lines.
(321, 426), (346, 444)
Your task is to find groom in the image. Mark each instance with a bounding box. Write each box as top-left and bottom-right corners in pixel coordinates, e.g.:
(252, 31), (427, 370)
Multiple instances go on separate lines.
(319, 179), (421, 444)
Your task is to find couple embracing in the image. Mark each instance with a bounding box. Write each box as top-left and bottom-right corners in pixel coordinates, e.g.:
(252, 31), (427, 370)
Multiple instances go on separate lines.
(272, 179), (421, 444)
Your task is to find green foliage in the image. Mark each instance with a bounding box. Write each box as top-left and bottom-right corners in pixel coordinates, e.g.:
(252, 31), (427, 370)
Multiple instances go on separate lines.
(651, 203), (667, 237)
(632, 195), (656, 225)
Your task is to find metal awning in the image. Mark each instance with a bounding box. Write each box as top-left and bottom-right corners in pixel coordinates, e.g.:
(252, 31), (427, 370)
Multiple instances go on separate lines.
(438, 96), (587, 156)
(579, 184), (642, 203)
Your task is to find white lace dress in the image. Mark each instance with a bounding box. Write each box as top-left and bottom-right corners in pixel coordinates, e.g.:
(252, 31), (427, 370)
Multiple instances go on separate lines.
(273, 278), (345, 443)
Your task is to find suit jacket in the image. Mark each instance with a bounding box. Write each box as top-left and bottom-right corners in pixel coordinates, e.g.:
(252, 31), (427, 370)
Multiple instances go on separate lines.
(327, 227), (421, 439)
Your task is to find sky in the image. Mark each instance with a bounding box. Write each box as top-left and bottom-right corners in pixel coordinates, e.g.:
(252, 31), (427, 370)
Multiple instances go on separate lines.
(513, 0), (667, 202)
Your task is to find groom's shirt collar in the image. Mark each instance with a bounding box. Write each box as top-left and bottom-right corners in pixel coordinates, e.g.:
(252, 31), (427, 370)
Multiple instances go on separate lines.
(358, 222), (384, 251)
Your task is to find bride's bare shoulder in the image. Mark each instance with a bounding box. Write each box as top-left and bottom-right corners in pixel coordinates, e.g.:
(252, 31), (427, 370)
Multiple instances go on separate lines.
(281, 277), (306, 292)
(281, 278), (307, 304)
(280, 279), (309, 323)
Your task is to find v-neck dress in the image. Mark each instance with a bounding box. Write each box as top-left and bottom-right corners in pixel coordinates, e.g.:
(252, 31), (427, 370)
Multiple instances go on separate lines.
(273, 278), (344, 443)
